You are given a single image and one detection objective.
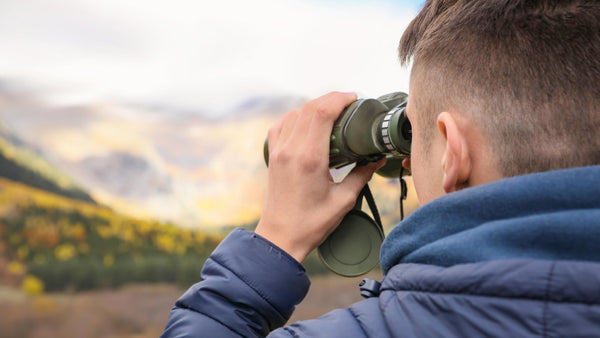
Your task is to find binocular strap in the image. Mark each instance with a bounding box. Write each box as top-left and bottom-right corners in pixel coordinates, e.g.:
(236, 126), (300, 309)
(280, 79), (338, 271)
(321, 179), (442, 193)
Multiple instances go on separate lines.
(399, 167), (408, 221)
(360, 184), (383, 232)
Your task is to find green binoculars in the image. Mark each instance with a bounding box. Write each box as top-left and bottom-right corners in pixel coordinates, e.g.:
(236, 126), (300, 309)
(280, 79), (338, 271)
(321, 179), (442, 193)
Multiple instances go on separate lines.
(264, 91), (411, 177)
(263, 92), (411, 277)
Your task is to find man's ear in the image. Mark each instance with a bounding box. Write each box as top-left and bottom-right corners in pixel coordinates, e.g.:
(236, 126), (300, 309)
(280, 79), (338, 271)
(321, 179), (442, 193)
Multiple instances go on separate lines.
(437, 112), (472, 193)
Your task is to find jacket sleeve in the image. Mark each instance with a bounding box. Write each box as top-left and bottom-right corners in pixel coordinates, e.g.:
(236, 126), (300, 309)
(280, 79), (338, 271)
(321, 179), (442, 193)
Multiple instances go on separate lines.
(160, 228), (311, 337)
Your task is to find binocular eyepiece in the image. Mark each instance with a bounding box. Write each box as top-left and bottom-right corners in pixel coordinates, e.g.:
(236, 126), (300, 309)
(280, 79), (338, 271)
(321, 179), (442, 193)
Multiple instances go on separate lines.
(264, 92), (411, 177)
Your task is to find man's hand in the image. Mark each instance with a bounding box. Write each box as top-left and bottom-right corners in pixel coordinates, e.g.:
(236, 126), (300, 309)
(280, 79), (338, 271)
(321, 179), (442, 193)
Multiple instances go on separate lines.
(255, 92), (385, 263)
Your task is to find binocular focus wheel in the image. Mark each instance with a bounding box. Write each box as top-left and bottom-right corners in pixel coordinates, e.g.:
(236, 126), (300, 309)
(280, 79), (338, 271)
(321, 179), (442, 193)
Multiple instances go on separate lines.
(318, 210), (384, 277)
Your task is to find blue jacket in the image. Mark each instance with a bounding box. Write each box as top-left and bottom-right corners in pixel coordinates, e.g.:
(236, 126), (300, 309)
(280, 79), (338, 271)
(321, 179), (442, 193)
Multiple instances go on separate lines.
(162, 165), (600, 337)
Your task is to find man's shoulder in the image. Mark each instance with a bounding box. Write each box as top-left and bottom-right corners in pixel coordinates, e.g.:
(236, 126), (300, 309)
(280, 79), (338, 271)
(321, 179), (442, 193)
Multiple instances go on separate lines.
(374, 259), (600, 337)
(382, 259), (600, 303)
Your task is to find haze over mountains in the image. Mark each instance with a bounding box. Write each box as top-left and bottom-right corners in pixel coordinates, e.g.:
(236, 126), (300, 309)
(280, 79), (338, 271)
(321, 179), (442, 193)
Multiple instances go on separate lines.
(0, 80), (416, 230)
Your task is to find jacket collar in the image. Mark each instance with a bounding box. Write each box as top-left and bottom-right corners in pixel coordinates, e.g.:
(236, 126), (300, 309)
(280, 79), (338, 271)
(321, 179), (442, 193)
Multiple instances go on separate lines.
(380, 165), (600, 273)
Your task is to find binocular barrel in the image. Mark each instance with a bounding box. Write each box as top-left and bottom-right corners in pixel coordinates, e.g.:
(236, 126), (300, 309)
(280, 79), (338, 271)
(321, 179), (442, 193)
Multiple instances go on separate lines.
(264, 92), (411, 178)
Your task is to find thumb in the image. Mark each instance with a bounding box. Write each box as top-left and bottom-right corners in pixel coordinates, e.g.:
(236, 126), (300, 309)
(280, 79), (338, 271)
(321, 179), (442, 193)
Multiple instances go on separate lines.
(337, 159), (386, 197)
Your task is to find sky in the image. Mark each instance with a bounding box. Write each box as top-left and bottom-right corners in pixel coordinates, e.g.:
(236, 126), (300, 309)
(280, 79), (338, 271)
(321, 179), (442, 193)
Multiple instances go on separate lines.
(0, 0), (423, 116)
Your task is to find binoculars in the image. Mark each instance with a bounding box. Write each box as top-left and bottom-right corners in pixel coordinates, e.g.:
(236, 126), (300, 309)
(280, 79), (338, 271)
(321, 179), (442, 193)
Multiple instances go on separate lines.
(264, 92), (411, 178)
(263, 92), (411, 276)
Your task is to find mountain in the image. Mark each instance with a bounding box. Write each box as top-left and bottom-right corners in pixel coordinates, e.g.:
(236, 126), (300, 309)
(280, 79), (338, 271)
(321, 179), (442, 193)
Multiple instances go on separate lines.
(78, 152), (172, 199)
(0, 82), (418, 230)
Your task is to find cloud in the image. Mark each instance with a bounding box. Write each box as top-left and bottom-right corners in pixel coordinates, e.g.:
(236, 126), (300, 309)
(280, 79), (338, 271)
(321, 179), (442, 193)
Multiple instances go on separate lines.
(0, 0), (417, 116)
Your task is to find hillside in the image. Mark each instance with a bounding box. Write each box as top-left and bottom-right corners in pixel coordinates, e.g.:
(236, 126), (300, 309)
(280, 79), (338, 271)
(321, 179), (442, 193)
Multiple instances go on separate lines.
(0, 127), (94, 204)
(0, 177), (224, 291)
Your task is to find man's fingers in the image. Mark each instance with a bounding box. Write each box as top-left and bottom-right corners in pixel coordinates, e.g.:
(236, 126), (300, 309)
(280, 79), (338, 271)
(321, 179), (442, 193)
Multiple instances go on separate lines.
(306, 92), (357, 155)
(286, 104), (315, 150)
(277, 109), (300, 148)
(269, 92), (357, 168)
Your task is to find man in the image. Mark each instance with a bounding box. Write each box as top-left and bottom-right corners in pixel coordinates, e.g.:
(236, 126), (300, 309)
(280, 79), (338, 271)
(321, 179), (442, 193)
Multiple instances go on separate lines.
(162, 0), (600, 336)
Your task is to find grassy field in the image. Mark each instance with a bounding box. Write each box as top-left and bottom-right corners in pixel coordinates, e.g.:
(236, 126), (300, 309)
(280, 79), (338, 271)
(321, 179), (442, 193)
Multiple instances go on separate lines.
(0, 271), (382, 337)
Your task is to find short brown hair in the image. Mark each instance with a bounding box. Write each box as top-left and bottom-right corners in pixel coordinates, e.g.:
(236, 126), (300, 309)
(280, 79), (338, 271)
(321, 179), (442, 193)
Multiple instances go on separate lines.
(399, 0), (600, 176)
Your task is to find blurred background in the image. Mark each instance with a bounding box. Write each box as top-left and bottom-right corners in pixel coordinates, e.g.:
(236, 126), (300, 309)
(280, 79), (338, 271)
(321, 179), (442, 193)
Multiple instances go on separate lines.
(0, 0), (423, 336)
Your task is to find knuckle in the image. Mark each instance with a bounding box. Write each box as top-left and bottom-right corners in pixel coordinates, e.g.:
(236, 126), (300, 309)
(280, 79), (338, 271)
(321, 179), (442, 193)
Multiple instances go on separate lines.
(303, 99), (333, 120)
(314, 104), (332, 120)
(271, 149), (293, 165)
(299, 151), (323, 172)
